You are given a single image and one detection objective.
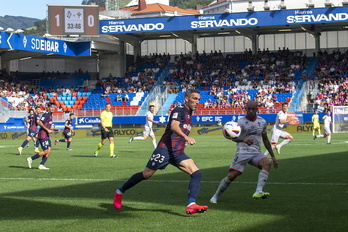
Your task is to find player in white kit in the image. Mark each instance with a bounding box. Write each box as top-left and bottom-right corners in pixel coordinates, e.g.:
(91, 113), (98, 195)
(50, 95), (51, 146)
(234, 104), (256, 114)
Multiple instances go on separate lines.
(210, 100), (278, 203)
(265, 102), (294, 155)
(129, 105), (159, 148)
(314, 111), (332, 144)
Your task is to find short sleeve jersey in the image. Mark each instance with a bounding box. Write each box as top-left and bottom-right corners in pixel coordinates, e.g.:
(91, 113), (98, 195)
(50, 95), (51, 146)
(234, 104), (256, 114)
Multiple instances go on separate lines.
(274, 110), (287, 130)
(100, 110), (113, 127)
(145, 110), (154, 128)
(63, 119), (74, 133)
(28, 114), (38, 131)
(236, 116), (267, 153)
(312, 114), (319, 124)
(323, 115), (331, 128)
(158, 105), (192, 154)
(38, 112), (53, 139)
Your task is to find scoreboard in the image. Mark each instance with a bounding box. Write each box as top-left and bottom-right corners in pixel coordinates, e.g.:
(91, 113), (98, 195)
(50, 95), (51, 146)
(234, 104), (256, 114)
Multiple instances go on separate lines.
(47, 5), (99, 36)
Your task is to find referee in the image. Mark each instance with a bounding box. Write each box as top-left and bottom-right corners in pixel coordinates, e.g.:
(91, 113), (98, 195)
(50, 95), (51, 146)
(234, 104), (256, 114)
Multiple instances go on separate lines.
(94, 103), (117, 158)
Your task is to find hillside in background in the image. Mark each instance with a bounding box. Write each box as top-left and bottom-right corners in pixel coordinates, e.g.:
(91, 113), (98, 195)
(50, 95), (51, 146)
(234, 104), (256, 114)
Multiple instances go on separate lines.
(171, 0), (212, 9)
(81, 0), (213, 10)
(0, 15), (40, 30)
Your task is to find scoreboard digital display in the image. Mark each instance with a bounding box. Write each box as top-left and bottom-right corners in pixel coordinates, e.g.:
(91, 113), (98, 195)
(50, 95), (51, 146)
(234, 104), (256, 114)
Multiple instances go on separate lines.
(48, 5), (99, 36)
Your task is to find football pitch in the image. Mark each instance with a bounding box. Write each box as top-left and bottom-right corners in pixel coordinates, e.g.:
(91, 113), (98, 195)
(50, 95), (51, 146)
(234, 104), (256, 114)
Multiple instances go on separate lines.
(1, 133), (347, 232)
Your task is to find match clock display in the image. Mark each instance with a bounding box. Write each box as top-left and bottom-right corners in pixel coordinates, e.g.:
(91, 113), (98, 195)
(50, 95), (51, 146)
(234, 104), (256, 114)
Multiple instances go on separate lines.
(48, 5), (99, 36)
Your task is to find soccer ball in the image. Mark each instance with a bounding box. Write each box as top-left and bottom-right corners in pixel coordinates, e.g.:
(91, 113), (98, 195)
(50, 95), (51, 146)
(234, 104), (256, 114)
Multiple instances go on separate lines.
(222, 121), (241, 140)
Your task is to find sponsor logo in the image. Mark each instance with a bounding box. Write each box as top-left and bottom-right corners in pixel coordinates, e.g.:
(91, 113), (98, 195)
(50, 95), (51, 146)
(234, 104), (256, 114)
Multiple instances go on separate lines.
(197, 127), (222, 135)
(30, 38), (59, 52)
(2, 125), (26, 130)
(78, 117), (101, 124)
(287, 13), (348, 24)
(183, 124), (192, 131)
(113, 129), (136, 136)
(12, 132), (27, 139)
(101, 23), (165, 33)
(0, 132), (8, 139)
(191, 18), (258, 29)
(159, 115), (167, 123)
(296, 125), (314, 132)
(87, 129), (101, 136)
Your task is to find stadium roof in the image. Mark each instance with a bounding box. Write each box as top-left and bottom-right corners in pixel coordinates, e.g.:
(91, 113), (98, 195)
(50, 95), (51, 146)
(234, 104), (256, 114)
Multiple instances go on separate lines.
(101, 6), (348, 47)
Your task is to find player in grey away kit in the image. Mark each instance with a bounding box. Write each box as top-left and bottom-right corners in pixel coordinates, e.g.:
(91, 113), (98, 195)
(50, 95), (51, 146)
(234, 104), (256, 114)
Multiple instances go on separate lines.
(210, 100), (278, 203)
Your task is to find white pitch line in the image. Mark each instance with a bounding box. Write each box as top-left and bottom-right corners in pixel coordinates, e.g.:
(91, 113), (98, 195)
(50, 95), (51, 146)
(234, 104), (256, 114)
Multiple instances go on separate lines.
(0, 177), (347, 186)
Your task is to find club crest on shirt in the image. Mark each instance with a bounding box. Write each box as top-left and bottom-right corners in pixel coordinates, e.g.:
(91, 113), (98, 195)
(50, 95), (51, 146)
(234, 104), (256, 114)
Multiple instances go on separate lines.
(173, 112), (178, 119)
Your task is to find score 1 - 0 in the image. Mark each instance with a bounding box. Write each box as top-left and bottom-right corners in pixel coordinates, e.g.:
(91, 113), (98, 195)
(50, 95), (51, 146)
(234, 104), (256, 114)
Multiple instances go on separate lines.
(48, 5), (99, 36)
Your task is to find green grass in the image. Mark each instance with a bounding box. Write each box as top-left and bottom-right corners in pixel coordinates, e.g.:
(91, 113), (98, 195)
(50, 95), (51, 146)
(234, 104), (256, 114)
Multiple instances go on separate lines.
(1, 133), (347, 232)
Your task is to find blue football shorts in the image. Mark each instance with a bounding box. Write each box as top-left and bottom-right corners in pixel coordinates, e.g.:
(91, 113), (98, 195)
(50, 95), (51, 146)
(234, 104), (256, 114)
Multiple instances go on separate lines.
(146, 147), (190, 170)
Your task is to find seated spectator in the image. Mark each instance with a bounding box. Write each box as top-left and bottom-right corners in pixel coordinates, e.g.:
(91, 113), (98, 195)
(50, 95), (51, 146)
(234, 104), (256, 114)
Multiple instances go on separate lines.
(123, 93), (129, 102)
(116, 93), (122, 101)
(102, 89), (110, 98)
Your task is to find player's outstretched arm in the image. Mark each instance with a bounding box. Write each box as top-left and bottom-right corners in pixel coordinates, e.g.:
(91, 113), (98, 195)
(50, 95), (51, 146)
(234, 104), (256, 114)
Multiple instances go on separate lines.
(262, 133), (278, 168)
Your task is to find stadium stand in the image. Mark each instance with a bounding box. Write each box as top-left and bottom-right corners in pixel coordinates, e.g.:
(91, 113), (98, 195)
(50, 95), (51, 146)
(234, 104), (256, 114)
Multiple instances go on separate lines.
(306, 50), (348, 112)
(1, 50), (347, 117)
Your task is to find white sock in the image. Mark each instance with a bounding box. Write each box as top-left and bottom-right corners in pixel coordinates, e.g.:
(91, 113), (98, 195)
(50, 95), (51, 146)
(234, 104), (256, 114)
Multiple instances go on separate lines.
(256, 170), (269, 193)
(327, 135), (331, 143)
(211, 177), (232, 200)
(152, 139), (157, 149)
(133, 137), (144, 141)
(116, 189), (123, 195)
(278, 139), (291, 148)
(317, 135), (324, 138)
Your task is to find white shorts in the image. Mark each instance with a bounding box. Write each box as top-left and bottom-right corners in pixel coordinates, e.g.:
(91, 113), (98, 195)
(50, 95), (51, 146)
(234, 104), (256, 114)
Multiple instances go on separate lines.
(143, 125), (154, 136)
(324, 126), (331, 135)
(229, 152), (268, 173)
(271, 128), (290, 144)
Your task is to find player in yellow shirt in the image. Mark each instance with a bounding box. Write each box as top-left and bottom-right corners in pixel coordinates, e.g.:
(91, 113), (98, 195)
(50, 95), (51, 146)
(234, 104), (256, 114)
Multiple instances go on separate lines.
(312, 111), (321, 138)
(94, 103), (117, 158)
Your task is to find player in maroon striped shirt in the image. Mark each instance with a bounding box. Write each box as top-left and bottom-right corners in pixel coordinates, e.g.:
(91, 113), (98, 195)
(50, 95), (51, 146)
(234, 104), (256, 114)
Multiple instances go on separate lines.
(113, 89), (208, 214)
(17, 108), (39, 155)
(26, 102), (60, 170)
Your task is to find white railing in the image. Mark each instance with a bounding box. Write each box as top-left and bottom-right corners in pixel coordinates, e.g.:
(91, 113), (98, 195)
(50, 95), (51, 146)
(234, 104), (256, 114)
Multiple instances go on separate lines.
(136, 85), (169, 116)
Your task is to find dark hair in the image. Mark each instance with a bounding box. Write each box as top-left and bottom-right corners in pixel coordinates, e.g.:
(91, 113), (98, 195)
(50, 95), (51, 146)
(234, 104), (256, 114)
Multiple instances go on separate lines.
(47, 102), (56, 107)
(282, 102), (289, 107)
(149, 105), (155, 108)
(185, 89), (200, 97)
(69, 112), (74, 116)
(28, 108), (35, 113)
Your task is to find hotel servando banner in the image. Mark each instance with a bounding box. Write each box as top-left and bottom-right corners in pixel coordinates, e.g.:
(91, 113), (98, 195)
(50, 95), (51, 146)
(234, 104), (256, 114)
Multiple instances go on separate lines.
(100, 7), (348, 34)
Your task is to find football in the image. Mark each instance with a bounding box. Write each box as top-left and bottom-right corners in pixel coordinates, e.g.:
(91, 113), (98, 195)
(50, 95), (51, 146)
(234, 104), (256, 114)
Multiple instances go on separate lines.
(222, 121), (241, 140)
